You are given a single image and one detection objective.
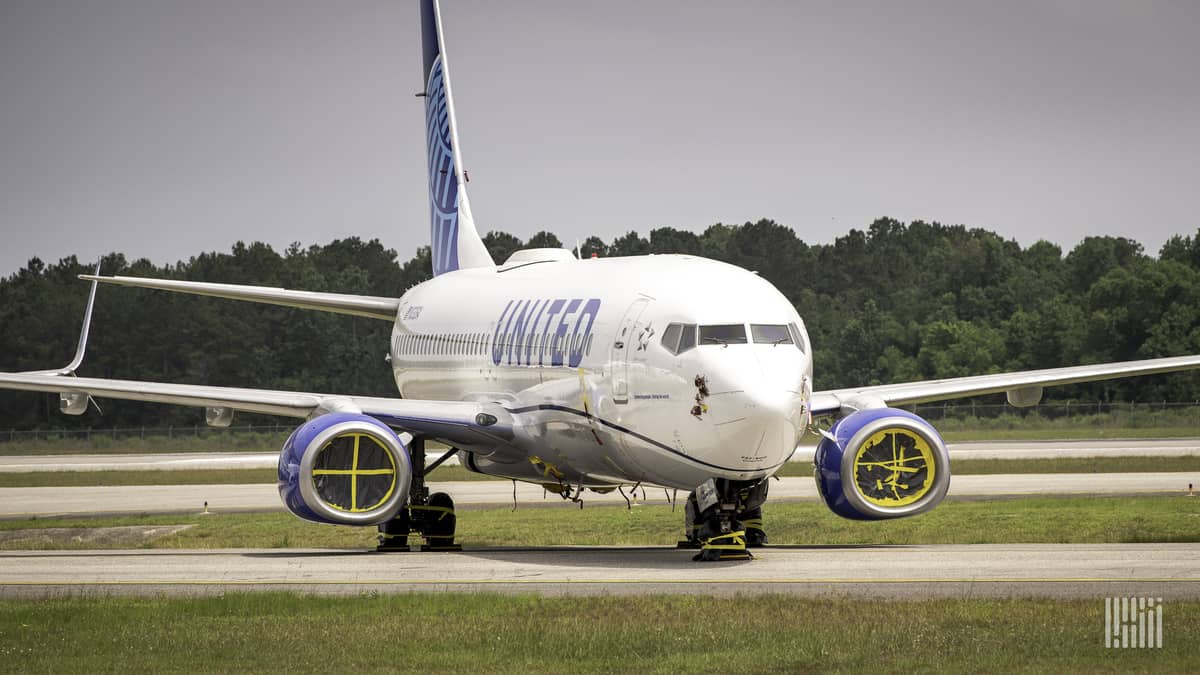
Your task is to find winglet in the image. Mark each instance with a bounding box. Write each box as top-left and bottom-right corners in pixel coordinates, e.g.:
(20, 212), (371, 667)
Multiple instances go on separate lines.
(58, 261), (102, 375)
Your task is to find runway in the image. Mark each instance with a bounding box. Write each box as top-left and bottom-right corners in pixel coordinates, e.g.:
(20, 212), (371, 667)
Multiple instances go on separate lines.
(1, 439), (1194, 600)
(1, 544), (1196, 598)
(0, 472), (1195, 518)
(2, 438), (1196, 472)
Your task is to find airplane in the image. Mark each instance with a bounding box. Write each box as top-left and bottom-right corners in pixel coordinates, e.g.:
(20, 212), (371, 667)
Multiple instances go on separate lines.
(2, 0), (1199, 561)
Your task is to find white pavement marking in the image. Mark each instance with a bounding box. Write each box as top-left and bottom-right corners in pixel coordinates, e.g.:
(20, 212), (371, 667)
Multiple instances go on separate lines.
(1, 472), (1197, 518)
(0, 452), (278, 473)
(1, 544), (1197, 598)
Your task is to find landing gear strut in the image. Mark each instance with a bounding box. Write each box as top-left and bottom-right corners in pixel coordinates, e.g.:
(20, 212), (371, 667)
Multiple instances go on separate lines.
(678, 478), (769, 561)
(377, 437), (462, 552)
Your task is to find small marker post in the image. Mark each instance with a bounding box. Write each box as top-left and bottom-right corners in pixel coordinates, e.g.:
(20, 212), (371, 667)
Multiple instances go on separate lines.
(1189, 483), (1195, 497)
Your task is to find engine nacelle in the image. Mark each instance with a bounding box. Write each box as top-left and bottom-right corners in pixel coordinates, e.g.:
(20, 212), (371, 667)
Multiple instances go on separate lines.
(277, 413), (412, 526)
(814, 408), (951, 520)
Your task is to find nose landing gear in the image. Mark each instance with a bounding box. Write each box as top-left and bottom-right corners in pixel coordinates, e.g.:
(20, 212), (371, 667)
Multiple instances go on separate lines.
(678, 478), (769, 561)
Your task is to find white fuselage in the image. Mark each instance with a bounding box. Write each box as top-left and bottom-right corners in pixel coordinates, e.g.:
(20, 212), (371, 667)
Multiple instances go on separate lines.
(388, 253), (813, 491)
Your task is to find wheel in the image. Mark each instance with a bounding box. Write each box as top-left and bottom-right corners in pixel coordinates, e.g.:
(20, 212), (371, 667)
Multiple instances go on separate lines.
(677, 492), (703, 548)
(741, 506), (767, 547)
(419, 492), (461, 551)
(375, 508), (411, 552)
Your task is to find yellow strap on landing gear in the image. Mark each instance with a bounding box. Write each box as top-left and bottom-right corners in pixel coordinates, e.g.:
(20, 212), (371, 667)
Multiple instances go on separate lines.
(701, 530), (746, 551)
(742, 518), (763, 530)
(410, 504), (454, 520)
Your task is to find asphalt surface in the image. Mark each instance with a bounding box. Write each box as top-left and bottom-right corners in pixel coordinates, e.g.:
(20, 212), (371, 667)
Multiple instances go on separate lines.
(0, 472), (1196, 519)
(2, 544), (1196, 598)
(1, 439), (1195, 600)
(2, 438), (1196, 472)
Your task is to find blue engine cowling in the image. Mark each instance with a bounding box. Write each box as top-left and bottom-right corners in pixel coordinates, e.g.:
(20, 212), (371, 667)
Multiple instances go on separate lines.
(814, 408), (951, 520)
(277, 413), (412, 526)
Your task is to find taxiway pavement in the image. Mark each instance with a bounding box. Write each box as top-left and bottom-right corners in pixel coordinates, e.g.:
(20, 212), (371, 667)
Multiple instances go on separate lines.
(1, 543), (1196, 599)
(2, 438), (1196, 472)
(0, 472), (1196, 518)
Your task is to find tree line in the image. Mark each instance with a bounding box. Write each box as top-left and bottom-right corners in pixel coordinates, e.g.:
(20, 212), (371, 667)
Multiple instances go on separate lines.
(1, 218), (1198, 429)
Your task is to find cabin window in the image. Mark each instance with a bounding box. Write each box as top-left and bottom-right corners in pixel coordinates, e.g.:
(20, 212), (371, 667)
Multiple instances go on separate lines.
(699, 324), (747, 345)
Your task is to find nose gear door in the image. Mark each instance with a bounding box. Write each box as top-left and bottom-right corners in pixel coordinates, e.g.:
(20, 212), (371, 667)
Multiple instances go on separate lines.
(609, 297), (650, 404)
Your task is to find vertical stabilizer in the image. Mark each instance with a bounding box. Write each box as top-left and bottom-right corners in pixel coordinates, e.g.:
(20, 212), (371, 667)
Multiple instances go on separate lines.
(422, 0), (494, 276)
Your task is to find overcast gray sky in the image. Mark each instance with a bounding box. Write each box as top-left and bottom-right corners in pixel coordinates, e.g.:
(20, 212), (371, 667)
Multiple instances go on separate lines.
(1, 0), (1197, 277)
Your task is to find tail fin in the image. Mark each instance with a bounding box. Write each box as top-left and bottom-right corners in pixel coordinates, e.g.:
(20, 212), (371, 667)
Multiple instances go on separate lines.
(422, 0), (494, 276)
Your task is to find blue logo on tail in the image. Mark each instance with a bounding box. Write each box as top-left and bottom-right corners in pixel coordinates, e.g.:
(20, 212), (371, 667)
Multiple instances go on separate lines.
(426, 56), (460, 276)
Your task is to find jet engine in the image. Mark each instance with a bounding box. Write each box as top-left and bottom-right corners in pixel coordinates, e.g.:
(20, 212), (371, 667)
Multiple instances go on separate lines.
(814, 408), (951, 520)
(277, 413), (412, 526)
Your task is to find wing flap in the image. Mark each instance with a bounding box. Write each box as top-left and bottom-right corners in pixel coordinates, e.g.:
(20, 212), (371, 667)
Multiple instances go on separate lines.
(811, 354), (1200, 416)
(80, 275), (401, 321)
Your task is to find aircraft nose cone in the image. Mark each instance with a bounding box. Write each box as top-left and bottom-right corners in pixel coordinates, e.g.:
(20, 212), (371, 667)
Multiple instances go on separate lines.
(706, 388), (805, 469)
(754, 346), (808, 395)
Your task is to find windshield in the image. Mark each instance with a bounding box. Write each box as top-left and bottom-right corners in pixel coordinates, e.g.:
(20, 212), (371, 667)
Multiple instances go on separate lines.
(699, 324), (747, 345)
(660, 323), (697, 355)
(751, 324), (793, 345)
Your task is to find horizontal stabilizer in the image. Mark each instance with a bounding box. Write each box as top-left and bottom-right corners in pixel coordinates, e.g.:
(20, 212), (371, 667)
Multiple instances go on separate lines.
(80, 275), (400, 321)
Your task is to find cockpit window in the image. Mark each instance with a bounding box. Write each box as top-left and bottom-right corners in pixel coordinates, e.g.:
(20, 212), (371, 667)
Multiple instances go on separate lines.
(661, 323), (681, 353)
(661, 323), (697, 355)
(751, 324), (793, 345)
(678, 324), (696, 352)
(699, 324), (747, 345)
(788, 322), (807, 353)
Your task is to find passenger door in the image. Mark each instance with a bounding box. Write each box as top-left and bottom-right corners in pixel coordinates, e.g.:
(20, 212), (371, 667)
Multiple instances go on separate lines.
(609, 297), (650, 404)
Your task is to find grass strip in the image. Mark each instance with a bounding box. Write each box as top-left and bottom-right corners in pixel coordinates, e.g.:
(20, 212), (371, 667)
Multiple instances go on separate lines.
(774, 455), (1200, 478)
(0, 594), (1195, 673)
(0, 463), (494, 488)
(937, 427), (1200, 442)
(2, 495), (1198, 550)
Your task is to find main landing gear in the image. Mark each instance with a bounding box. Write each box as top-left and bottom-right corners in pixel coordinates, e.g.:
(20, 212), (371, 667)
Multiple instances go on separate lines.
(678, 478), (769, 562)
(377, 437), (462, 552)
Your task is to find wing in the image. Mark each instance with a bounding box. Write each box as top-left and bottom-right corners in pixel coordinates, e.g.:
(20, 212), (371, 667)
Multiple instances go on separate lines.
(0, 372), (514, 449)
(810, 354), (1200, 416)
(79, 274), (401, 321)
